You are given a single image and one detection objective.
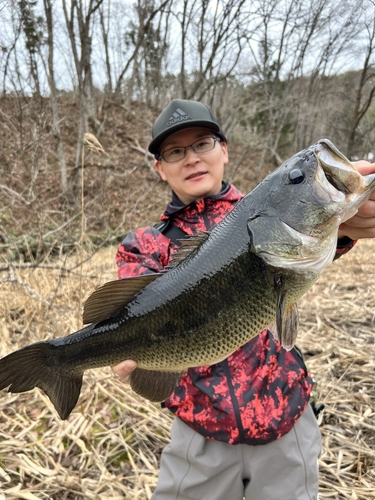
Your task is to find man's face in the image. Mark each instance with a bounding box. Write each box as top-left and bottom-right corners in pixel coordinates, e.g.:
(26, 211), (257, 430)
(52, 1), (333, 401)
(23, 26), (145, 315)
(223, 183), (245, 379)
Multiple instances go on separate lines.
(154, 127), (228, 205)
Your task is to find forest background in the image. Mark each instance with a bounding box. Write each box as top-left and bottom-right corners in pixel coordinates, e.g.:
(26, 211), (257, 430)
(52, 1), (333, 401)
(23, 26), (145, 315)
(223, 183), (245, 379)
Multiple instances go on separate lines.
(0, 1), (375, 498)
(1, 0), (375, 260)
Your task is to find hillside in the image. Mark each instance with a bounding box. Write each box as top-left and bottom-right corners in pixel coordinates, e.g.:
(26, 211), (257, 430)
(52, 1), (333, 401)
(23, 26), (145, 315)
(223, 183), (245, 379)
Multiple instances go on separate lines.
(0, 96), (266, 264)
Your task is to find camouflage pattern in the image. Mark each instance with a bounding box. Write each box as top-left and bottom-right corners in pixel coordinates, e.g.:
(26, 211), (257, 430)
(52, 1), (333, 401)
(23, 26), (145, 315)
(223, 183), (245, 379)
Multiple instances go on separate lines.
(116, 182), (355, 445)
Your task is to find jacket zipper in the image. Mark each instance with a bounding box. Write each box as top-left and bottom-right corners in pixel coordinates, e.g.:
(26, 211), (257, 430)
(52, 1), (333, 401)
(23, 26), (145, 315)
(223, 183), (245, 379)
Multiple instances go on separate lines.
(203, 210), (211, 231)
(222, 359), (246, 442)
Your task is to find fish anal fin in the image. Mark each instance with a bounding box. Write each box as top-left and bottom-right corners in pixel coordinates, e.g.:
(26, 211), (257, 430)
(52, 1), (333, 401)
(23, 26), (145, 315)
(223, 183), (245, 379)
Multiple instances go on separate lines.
(167, 230), (209, 268)
(83, 274), (161, 325)
(38, 372), (82, 420)
(129, 368), (183, 402)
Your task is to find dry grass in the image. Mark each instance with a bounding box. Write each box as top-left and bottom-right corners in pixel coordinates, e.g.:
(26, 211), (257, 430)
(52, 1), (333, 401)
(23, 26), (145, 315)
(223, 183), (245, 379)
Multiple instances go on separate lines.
(298, 239), (375, 500)
(0, 240), (374, 499)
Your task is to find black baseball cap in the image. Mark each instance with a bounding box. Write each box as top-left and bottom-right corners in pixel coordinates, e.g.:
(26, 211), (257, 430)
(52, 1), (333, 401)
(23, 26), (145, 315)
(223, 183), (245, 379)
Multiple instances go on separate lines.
(148, 99), (227, 156)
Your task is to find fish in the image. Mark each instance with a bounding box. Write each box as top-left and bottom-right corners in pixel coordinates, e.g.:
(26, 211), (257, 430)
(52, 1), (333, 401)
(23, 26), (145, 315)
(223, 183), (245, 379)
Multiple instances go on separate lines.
(0, 139), (374, 420)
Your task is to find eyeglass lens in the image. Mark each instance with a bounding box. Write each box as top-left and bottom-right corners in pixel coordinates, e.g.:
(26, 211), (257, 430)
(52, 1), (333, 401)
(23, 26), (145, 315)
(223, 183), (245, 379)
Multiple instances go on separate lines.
(161, 137), (218, 163)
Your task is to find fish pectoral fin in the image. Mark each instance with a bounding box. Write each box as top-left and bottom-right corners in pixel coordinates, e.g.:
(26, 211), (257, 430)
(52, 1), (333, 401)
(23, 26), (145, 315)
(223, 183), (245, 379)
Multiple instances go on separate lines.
(274, 274), (299, 351)
(167, 230), (209, 269)
(0, 342), (83, 420)
(129, 368), (183, 402)
(83, 274), (161, 325)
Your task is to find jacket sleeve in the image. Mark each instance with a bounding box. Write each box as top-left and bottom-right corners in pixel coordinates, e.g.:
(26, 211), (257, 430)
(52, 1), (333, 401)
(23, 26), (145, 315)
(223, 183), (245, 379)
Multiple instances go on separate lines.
(116, 226), (173, 278)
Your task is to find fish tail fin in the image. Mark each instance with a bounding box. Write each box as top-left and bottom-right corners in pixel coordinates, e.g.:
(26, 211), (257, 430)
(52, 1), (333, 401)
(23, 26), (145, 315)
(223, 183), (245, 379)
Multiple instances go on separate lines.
(0, 342), (83, 420)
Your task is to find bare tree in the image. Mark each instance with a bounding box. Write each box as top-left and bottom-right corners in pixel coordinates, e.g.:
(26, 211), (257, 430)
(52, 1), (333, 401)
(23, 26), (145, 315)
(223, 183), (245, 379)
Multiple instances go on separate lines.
(131, 0), (171, 106)
(42, 0), (68, 192)
(1, 22), (21, 94)
(176, 0), (249, 103)
(346, 4), (375, 158)
(1, 0), (375, 179)
(113, 0), (172, 100)
(243, 0), (365, 165)
(62, 0), (105, 195)
(18, 0), (43, 96)
(98, 0), (113, 94)
(176, 0), (197, 99)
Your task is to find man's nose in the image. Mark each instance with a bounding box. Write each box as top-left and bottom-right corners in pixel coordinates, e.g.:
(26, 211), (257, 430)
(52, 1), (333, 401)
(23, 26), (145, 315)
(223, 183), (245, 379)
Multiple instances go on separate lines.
(184, 145), (200, 163)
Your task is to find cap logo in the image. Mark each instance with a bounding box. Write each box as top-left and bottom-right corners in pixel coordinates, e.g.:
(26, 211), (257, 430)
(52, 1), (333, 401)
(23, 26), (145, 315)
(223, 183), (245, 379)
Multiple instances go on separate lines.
(167, 108), (192, 127)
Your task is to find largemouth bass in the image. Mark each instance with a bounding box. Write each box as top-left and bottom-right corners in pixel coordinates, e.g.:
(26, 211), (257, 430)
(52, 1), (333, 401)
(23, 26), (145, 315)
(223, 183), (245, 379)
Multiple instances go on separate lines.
(1, 139), (374, 420)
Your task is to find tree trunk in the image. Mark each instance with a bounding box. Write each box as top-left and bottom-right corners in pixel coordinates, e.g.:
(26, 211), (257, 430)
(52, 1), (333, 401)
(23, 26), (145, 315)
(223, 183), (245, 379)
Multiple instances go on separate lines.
(43, 0), (68, 193)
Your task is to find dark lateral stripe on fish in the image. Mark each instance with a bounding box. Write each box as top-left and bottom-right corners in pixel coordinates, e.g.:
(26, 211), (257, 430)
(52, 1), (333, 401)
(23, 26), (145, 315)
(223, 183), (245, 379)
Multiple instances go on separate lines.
(0, 342), (83, 420)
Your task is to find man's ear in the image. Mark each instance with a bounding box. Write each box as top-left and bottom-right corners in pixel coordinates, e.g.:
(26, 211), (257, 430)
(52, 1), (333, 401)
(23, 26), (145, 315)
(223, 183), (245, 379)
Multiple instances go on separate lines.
(154, 159), (167, 181)
(221, 141), (229, 165)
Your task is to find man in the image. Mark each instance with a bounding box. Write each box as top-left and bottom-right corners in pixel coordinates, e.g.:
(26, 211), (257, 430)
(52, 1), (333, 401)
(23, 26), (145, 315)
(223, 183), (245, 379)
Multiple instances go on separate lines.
(113, 99), (375, 500)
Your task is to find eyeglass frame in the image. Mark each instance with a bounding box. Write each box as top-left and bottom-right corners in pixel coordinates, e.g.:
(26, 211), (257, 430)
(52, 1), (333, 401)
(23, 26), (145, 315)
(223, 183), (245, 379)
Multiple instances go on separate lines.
(156, 136), (222, 163)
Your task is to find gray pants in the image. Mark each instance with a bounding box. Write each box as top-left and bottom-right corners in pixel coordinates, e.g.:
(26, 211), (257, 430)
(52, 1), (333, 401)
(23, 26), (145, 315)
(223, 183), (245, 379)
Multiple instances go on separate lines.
(152, 405), (321, 500)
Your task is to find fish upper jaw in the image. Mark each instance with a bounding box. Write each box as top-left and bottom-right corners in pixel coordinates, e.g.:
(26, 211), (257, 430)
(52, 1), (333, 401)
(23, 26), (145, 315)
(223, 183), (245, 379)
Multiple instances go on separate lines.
(313, 139), (375, 225)
(314, 139), (375, 196)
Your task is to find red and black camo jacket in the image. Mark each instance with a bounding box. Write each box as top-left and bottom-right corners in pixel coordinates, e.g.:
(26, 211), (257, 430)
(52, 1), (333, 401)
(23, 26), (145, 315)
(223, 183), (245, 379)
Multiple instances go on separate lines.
(116, 182), (355, 445)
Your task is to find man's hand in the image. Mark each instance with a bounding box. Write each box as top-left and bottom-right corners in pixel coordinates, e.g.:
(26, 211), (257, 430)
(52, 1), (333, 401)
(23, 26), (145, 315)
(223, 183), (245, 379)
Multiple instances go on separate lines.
(338, 160), (375, 240)
(112, 359), (137, 378)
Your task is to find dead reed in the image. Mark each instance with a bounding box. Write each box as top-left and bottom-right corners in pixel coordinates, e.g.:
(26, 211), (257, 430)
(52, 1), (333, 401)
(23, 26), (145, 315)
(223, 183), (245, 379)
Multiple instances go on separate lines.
(0, 240), (374, 499)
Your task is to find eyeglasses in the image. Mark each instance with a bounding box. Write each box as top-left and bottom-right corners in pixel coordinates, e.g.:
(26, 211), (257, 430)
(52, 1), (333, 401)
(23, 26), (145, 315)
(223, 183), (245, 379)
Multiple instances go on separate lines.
(157, 136), (221, 163)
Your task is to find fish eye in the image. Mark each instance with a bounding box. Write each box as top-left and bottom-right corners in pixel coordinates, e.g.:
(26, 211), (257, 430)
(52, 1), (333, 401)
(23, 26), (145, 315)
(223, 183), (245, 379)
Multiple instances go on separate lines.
(289, 169), (305, 184)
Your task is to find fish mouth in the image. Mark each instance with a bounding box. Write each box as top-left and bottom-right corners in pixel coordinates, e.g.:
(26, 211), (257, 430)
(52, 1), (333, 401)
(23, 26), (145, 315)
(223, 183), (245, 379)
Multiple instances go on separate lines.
(322, 171), (349, 194)
(312, 139), (375, 230)
(314, 139), (370, 195)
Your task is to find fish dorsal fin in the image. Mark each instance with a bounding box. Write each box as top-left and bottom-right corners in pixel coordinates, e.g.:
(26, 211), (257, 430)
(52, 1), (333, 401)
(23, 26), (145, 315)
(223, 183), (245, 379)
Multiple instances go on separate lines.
(167, 230), (209, 268)
(83, 274), (161, 325)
